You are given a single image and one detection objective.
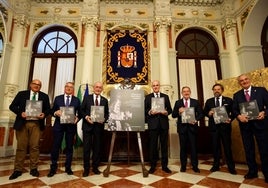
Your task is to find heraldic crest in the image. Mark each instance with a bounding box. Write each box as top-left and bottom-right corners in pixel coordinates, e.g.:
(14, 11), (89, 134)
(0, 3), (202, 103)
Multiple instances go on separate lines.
(106, 31), (148, 84)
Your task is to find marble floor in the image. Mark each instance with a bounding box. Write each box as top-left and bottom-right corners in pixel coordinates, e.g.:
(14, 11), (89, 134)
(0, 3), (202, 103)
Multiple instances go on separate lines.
(0, 154), (267, 188)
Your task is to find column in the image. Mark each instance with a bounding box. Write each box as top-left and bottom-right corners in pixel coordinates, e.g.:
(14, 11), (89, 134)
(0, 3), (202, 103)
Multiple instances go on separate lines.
(0, 15), (28, 157)
(222, 18), (240, 77)
(81, 16), (99, 86)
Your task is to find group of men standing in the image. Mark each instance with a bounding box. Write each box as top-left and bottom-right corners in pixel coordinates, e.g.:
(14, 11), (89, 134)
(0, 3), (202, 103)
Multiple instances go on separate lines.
(8, 74), (268, 184)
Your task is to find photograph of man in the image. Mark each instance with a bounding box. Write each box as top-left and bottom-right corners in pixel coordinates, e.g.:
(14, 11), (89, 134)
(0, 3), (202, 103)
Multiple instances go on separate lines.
(233, 74), (268, 183)
(9, 79), (50, 180)
(80, 81), (109, 177)
(203, 83), (236, 174)
(47, 82), (81, 177)
(172, 86), (203, 173)
(144, 80), (172, 174)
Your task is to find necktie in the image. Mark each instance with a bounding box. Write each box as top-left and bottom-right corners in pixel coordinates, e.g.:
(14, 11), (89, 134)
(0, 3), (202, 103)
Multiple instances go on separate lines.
(32, 92), (36, 101)
(95, 95), (99, 106)
(184, 100), (188, 108)
(156, 93), (159, 98)
(66, 95), (70, 106)
(215, 97), (220, 107)
(245, 90), (250, 102)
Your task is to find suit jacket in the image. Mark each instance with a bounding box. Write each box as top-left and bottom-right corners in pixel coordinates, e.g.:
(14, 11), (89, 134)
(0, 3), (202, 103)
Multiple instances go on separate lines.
(233, 86), (268, 129)
(80, 94), (109, 131)
(51, 94), (81, 130)
(172, 98), (203, 133)
(144, 92), (172, 130)
(9, 90), (50, 130)
(204, 96), (233, 131)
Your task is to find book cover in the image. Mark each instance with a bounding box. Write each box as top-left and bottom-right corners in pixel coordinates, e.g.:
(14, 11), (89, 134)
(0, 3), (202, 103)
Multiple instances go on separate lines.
(25, 100), (43, 118)
(239, 99), (260, 120)
(91, 106), (105, 122)
(213, 106), (229, 124)
(151, 97), (165, 112)
(60, 106), (75, 124)
(181, 107), (196, 123)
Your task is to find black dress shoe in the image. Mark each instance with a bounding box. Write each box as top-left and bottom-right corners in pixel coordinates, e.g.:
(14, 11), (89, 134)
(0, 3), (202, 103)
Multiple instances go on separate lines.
(83, 170), (89, 177)
(244, 173), (258, 179)
(180, 166), (186, 172)
(65, 168), (73, 175)
(148, 167), (156, 174)
(162, 167), (172, 173)
(93, 168), (101, 174)
(229, 169), (237, 175)
(210, 166), (219, 172)
(47, 170), (56, 177)
(30, 169), (39, 177)
(9, 171), (22, 180)
(192, 167), (200, 173)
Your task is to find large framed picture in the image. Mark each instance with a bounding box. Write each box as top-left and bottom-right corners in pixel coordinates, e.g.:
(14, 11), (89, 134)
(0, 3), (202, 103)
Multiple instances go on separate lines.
(213, 106), (229, 124)
(60, 106), (75, 124)
(239, 99), (259, 120)
(25, 100), (42, 119)
(108, 89), (144, 131)
(91, 106), (105, 122)
(181, 107), (196, 123)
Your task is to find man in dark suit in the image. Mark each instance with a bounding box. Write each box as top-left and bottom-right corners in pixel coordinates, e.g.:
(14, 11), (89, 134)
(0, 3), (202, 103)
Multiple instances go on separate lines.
(172, 86), (203, 173)
(9, 79), (50, 180)
(233, 74), (268, 183)
(47, 82), (81, 177)
(204, 83), (236, 174)
(144, 80), (172, 174)
(80, 81), (109, 177)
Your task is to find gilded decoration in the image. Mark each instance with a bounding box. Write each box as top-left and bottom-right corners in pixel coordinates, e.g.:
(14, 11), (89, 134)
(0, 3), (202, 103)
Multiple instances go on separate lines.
(67, 22), (79, 32)
(241, 2), (254, 29)
(34, 22), (47, 32)
(174, 24), (185, 33)
(106, 31), (149, 84)
(205, 25), (218, 35)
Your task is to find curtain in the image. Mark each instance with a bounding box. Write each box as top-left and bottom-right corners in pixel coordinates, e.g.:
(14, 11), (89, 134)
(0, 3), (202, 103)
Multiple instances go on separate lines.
(33, 58), (52, 93)
(178, 59), (198, 99)
(54, 58), (75, 97)
(201, 59), (218, 102)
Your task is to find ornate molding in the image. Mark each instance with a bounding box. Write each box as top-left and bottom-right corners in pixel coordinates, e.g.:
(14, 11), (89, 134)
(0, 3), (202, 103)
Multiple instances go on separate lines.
(160, 84), (174, 100)
(222, 18), (236, 33)
(14, 15), (29, 29)
(154, 16), (172, 30)
(81, 16), (99, 30)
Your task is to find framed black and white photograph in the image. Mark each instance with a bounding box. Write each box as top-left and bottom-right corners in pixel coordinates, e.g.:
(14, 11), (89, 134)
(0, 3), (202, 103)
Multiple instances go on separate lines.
(108, 89), (144, 131)
(91, 106), (105, 122)
(25, 100), (43, 118)
(182, 107), (196, 124)
(213, 106), (229, 124)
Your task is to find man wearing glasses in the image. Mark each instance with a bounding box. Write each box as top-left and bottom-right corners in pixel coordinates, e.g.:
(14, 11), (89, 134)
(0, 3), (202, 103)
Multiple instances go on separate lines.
(9, 79), (50, 180)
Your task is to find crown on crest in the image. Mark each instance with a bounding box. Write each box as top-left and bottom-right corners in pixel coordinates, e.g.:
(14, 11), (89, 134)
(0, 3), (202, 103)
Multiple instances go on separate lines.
(120, 44), (135, 53)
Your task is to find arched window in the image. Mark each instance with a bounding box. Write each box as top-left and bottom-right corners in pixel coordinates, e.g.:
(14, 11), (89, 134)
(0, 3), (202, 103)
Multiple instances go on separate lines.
(175, 28), (221, 153)
(261, 16), (268, 67)
(30, 26), (77, 103)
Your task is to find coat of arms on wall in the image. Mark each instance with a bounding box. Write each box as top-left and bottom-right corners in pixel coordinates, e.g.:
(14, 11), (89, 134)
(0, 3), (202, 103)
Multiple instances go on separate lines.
(106, 31), (149, 84)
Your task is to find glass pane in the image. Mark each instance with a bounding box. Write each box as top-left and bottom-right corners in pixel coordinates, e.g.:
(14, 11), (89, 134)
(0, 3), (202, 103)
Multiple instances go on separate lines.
(58, 32), (72, 41)
(43, 32), (57, 41)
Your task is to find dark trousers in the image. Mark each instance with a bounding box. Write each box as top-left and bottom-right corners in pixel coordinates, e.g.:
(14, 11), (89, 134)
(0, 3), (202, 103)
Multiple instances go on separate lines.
(149, 128), (169, 168)
(210, 125), (235, 170)
(15, 121), (41, 171)
(50, 125), (76, 171)
(83, 124), (104, 170)
(178, 124), (198, 168)
(240, 121), (268, 178)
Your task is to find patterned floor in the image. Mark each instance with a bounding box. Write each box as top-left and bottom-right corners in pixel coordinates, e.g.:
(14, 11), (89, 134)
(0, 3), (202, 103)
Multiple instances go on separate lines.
(0, 155), (267, 188)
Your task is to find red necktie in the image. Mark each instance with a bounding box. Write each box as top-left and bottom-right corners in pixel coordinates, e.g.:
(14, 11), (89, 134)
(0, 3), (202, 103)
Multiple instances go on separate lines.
(185, 100), (188, 108)
(245, 90), (250, 102)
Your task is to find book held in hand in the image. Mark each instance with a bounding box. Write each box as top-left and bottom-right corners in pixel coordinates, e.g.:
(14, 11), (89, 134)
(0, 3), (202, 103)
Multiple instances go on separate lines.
(151, 97), (165, 112)
(25, 100), (42, 119)
(60, 106), (75, 124)
(182, 107), (196, 123)
(91, 106), (105, 122)
(212, 106), (229, 124)
(239, 99), (259, 120)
